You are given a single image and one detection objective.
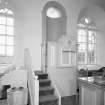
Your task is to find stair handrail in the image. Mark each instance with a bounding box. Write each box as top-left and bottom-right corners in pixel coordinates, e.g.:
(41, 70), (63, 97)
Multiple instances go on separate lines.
(48, 73), (61, 105)
(24, 48), (39, 105)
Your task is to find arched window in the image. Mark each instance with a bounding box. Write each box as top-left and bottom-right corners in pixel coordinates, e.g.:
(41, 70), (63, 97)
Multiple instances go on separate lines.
(77, 17), (96, 65)
(46, 7), (62, 18)
(0, 8), (14, 56)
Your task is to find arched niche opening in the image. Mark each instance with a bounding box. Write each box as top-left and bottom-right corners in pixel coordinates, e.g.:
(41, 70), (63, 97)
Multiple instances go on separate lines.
(41, 1), (67, 72)
(42, 1), (67, 42)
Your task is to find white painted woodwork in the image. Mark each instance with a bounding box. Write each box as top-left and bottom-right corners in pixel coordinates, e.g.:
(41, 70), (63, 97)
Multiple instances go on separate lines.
(24, 48), (39, 105)
(79, 79), (105, 105)
(48, 72), (61, 105)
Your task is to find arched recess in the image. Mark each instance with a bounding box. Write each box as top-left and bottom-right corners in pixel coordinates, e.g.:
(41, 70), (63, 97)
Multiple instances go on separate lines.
(77, 4), (105, 69)
(78, 4), (105, 28)
(41, 1), (67, 72)
(42, 1), (67, 42)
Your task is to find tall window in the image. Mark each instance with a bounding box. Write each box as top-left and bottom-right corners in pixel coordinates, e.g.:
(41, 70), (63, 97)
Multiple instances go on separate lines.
(77, 17), (96, 65)
(0, 8), (14, 56)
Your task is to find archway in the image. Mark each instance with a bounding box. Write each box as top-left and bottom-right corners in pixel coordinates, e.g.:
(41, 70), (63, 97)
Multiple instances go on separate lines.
(42, 1), (67, 42)
(42, 1), (67, 72)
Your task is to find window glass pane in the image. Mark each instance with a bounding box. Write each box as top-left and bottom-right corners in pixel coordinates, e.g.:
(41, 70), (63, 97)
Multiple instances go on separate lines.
(6, 46), (13, 56)
(7, 10), (13, 15)
(0, 25), (6, 34)
(0, 16), (6, 24)
(78, 35), (87, 42)
(88, 50), (95, 57)
(78, 23), (85, 27)
(88, 31), (96, 43)
(78, 52), (85, 57)
(82, 35), (87, 42)
(0, 8), (13, 15)
(0, 46), (5, 55)
(88, 57), (96, 64)
(0, 9), (4, 13)
(78, 29), (87, 42)
(77, 52), (86, 64)
(6, 36), (14, 45)
(78, 29), (86, 35)
(4, 8), (8, 13)
(88, 51), (92, 57)
(7, 17), (14, 26)
(6, 26), (14, 35)
(88, 35), (92, 43)
(88, 44), (95, 51)
(0, 36), (5, 45)
(88, 31), (93, 36)
(78, 35), (82, 42)
(78, 43), (87, 51)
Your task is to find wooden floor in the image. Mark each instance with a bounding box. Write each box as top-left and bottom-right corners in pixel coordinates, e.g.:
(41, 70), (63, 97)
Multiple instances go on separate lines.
(0, 96), (78, 105)
(61, 95), (78, 105)
(0, 100), (8, 105)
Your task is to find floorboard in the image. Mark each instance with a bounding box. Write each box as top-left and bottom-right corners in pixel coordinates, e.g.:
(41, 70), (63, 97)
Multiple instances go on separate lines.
(0, 100), (8, 105)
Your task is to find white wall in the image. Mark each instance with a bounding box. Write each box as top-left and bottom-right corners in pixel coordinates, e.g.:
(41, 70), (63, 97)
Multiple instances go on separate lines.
(0, 0), (104, 70)
(1, 0), (87, 70)
(97, 29), (105, 66)
(1, 0), (105, 97)
(48, 67), (77, 97)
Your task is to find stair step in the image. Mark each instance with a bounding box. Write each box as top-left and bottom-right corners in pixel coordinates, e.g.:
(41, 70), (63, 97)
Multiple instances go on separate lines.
(35, 71), (48, 80)
(35, 71), (58, 105)
(39, 79), (51, 87)
(39, 86), (54, 96)
(34, 71), (43, 74)
(39, 95), (58, 105)
(38, 74), (48, 80)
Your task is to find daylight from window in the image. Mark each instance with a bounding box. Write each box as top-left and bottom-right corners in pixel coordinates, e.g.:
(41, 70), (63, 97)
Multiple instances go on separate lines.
(77, 17), (96, 65)
(0, 8), (14, 56)
(47, 7), (62, 18)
